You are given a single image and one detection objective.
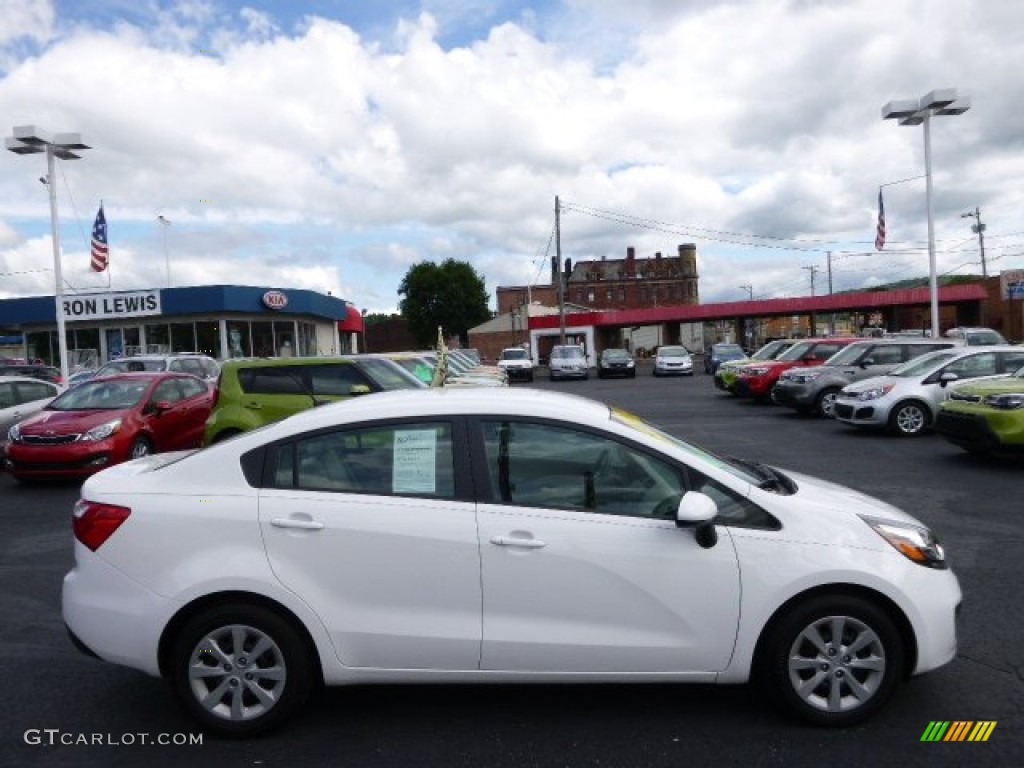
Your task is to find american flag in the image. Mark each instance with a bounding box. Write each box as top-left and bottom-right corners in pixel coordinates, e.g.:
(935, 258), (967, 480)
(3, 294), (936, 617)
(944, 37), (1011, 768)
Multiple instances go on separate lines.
(874, 189), (886, 251)
(90, 203), (109, 272)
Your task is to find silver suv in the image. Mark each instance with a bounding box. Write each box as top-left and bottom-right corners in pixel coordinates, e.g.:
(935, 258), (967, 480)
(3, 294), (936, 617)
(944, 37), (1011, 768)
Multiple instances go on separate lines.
(548, 345), (589, 381)
(93, 353), (220, 382)
(773, 339), (958, 417)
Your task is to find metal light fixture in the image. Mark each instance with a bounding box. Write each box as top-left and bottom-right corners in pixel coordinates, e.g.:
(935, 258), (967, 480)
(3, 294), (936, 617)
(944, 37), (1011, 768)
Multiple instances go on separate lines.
(6, 125), (92, 383)
(882, 90), (970, 337)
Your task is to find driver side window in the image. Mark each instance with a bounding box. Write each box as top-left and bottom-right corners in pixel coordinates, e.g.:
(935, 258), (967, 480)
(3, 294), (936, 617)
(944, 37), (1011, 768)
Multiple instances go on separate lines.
(480, 420), (685, 519)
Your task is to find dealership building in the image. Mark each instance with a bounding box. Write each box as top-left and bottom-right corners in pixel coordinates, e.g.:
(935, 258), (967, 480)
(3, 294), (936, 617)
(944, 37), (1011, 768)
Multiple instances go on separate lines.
(0, 285), (362, 367)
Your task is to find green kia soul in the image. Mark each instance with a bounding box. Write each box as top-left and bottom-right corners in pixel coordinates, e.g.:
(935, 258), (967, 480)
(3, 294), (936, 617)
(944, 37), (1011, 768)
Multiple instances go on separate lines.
(203, 356), (425, 445)
(934, 364), (1024, 454)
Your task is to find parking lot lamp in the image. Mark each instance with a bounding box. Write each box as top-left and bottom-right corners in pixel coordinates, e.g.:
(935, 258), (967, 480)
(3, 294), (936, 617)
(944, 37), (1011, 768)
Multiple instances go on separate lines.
(6, 125), (91, 383)
(882, 90), (970, 338)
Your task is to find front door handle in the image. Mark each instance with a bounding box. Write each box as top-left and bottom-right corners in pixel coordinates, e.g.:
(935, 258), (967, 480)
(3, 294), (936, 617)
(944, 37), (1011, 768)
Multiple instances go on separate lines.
(271, 517), (324, 531)
(490, 535), (546, 549)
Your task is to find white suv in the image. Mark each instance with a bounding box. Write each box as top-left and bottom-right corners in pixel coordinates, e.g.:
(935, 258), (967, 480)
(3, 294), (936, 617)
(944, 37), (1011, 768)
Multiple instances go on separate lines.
(496, 347), (534, 382)
(548, 345), (589, 381)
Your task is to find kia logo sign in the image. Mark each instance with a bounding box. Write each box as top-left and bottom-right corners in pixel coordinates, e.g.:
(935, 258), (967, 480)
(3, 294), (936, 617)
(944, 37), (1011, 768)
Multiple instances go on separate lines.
(262, 290), (288, 310)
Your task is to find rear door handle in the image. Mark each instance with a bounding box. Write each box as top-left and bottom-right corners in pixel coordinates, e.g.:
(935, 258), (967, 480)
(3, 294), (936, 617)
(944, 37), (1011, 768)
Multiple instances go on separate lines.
(271, 517), (324, 531)
(490, 535), (546, 549)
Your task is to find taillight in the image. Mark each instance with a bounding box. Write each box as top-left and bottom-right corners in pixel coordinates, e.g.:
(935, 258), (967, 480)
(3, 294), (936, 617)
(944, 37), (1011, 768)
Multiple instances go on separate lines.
(73, 499), (131, 551)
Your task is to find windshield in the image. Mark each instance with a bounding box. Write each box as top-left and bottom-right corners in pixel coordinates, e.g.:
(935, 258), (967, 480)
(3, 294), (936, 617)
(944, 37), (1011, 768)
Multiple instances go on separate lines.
(49, 378), (150, 410)
(825, 344), (872, 366)
(712, 344), (744, 356)
(751, 340), (792, 360)
(965, 330), (1007, 345)
(97, 359), (165, 375)
(356, 358), (428, 389)
(603, 349), (631, 360)
(777, 341), (815, 361)
(553, 347), (584, 359)
(610, 408), (762, 486)
(889, 350), (962, 377)
(658, 346), (688, 357)
(502, 349), (529, 360)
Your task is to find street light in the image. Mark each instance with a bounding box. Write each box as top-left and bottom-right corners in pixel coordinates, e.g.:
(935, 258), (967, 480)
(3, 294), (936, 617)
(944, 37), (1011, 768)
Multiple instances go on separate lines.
(157, 215), (172, 287)
(6, 125), (91, 384)
(882, 89), (970, 337)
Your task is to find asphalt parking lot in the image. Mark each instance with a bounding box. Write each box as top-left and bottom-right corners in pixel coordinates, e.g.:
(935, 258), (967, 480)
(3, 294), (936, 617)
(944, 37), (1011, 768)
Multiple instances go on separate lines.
(2, 369), (1021, 767)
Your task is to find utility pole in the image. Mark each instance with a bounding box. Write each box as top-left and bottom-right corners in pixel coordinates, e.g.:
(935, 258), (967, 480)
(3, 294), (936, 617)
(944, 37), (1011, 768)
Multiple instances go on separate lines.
(555, 195), (566, 344)
(739, 285), (753, 346)
(960, 206), (987, 277)
(802, 265), (820, 337)
(827, 251), (835, 336)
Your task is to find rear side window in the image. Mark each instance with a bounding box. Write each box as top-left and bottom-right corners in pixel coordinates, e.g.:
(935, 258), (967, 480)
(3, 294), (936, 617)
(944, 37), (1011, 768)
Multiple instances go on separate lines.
(270, 422), (455, 497)
(16, 380), (58, 403)
(308, 364), (372, 395)
(238, 366), (307, 394)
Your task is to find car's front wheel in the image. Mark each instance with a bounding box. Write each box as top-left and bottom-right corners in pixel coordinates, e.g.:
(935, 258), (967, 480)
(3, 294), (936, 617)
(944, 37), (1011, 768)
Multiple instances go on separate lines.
(889, 400), (930, 436)
(758, 594), (904, 726)
(814, 387), (841, 418)
(170, 604), (314, 736)
(129, 436), (152, 460)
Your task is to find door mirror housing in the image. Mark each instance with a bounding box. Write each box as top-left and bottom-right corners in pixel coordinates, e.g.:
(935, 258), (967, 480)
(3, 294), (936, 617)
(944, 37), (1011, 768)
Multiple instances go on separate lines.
(349, 384), (372, 396)
(938, 371), (959, 388)
(674, 491), (719, 549)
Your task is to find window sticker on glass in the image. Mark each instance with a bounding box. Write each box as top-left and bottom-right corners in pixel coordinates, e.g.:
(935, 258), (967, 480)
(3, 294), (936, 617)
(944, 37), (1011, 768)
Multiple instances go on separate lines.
(392, 429), (437, 493)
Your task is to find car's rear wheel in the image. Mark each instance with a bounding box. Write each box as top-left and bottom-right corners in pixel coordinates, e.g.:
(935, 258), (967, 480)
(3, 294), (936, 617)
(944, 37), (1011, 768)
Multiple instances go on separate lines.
(758, 594), (903, 726)
(129, 436), (152, 460)
(814, 387), (841, 418)
(889, 401), (929, 436)
(170, 604), (313, 736)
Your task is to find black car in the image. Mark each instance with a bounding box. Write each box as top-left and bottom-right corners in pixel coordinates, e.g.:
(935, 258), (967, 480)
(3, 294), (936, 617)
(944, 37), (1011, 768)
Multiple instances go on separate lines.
(0, 364), (62, 384)
(598, 348), (636, 378)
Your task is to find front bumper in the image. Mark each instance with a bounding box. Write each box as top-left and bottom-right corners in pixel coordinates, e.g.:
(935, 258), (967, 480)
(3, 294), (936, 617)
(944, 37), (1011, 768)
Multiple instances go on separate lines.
(4, 440), (120, 477)
(771, 381), (815, 409)
(834, 397), (891, 427)
(934, 408), (1024, 453)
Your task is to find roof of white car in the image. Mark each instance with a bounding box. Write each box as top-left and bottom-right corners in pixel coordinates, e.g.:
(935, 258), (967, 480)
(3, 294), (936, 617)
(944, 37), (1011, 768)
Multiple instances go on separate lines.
(265, 387), (612, 437)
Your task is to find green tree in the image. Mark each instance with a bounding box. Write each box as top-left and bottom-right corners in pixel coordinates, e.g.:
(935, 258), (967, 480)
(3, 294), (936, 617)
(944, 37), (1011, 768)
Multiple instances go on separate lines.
(398, 259), (491, 347)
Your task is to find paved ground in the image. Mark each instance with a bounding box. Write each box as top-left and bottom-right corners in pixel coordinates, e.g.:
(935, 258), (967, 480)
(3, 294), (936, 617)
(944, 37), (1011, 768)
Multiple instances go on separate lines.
(2, 369), (1021, 767)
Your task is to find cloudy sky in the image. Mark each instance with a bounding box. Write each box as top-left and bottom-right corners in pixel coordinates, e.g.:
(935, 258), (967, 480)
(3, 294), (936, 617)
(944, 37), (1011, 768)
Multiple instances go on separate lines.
(2, 0), (1023, 314)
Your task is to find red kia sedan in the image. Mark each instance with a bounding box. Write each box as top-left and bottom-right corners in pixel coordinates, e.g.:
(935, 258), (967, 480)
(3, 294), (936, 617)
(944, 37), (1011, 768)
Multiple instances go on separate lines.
(4, 372), (213, 480)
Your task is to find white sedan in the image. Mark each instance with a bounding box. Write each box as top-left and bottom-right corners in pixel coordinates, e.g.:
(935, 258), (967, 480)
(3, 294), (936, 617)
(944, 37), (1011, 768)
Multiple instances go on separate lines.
(63, 388), (960, 736)
(0, 375), (62, 439)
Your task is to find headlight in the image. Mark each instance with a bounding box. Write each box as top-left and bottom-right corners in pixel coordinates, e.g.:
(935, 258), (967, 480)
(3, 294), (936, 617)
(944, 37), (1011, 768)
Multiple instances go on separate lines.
(984, 393), (1024, 410)
(744, 366), (770, 376)
(82, 418), (122, 442)
(626, 360), (635, 367)
(860, 515), (947, 569)
(793, 370), (822, 383)
(846, 384), (894, 401)
(8, 423), (20, 442)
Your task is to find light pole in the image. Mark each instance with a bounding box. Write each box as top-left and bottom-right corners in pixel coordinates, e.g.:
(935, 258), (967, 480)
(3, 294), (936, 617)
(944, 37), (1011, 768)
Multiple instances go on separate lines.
(157, 215), (172, 287)
(6, 125), (91, 383)
(882, 89), (970, 338)
(960, 206), (987, 277)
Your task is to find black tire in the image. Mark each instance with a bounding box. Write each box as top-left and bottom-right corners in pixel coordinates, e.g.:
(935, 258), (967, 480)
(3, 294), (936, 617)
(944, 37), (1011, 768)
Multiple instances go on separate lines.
(814, 387), (841, 418)
(888, 400), (930, 436)
(757, 594), (904, 727)
(526, 372), (534, 383)
(212, 429), (243, 444)
(170, 604), (314, 737)
(129, 436), (153, 460)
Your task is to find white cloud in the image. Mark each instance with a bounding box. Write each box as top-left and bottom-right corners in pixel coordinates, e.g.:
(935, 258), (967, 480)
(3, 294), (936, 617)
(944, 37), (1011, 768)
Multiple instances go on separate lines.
(2, 0), (1024, 315)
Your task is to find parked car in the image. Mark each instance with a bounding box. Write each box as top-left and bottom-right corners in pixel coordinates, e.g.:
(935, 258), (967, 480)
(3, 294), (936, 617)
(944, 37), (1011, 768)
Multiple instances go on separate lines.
(5, 372), (214, 480)
(653, 345), (693, 377)
(63, 388), (960, 736)
(733, 338), (860, 403)
(943, 326), (1008, 346)
(934, 364), (1024, 454)
(548, 344), (589, 380)
(92, 353), (220, 382)
(834, 346), (1024, 436)
(714, 339), (798, 394)
(496, 347), (535, 382)
(0, 376), (63, 453)
(772, 339), (958, 417)
(203, 355), (426, 444)
(0, 363), (63, 384)
(704, 343), (747, 375)
(598, 348), (636, 378)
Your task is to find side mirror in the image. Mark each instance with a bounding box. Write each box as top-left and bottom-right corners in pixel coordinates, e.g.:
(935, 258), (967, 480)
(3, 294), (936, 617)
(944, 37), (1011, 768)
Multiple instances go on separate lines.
(674, 491), (719, 549)
(860, 357), (875, 368)
(349, 384), (372, 396)
(148, 400), (172, 415)
(803, 353), (818, 362)
(938, 371), (959, 388)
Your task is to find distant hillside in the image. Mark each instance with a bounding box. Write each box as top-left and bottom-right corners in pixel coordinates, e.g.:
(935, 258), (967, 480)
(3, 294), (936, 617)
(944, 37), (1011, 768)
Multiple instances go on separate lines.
(839, 274), (984, 294)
